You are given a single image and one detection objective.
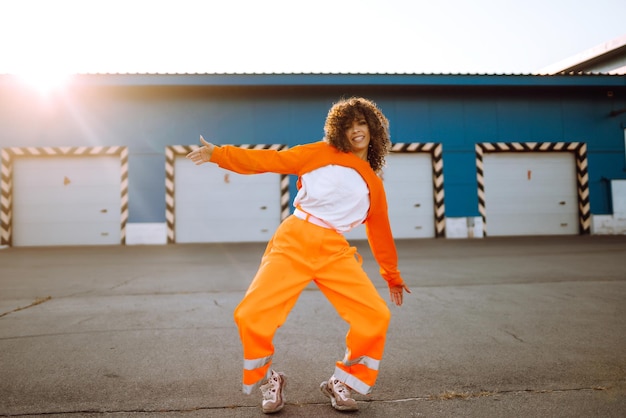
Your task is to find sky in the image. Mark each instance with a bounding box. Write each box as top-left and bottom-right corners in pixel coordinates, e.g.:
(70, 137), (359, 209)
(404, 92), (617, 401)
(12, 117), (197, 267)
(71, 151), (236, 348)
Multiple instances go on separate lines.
(1, 0), (625, 78)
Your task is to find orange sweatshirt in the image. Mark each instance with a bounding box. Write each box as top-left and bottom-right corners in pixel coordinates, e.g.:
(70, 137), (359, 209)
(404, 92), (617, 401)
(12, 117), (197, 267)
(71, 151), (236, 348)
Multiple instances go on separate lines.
(209, 141), (405, 288)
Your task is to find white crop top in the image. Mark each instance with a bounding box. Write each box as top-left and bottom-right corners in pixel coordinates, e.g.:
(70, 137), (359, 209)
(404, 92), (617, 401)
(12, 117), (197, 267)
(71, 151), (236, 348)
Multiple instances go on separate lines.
(293, 165), (370, 233)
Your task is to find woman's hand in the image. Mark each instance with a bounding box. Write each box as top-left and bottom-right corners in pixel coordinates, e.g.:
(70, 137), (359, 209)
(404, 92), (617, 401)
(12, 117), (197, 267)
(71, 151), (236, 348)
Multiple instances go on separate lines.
(389, 283), (411, 307)
(186, 135), (215, 165)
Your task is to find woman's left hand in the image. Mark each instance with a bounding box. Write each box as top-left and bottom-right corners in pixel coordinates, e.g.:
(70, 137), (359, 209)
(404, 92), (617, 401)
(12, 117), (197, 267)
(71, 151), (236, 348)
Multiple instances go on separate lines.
(390, 283), (411, 307)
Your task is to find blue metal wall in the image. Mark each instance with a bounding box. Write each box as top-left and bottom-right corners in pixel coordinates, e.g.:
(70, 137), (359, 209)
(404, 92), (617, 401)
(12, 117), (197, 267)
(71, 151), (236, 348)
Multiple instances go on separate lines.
(1, 79), (625, 224)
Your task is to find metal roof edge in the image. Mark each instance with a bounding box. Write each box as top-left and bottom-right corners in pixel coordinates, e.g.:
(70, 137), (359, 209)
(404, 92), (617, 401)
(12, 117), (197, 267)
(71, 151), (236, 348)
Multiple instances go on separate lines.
(66, 73), (626, 88)
(1, 72), (624, 88)
(536, 33), (626, 75)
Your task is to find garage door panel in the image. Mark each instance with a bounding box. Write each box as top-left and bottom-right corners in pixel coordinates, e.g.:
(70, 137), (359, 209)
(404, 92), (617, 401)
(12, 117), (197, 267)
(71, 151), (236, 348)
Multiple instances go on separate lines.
(15, 202), (120, 223)
(174, 155), (282, 243)
(16, 185), (120, 205)
(488, 189), (575, 202)
(491, 185), (576, 198)
(176, 200), (278, 215)
(384, 154), (434, 238)
(345, 217), (434, 241)
(488, 196), (577, 214)
(483, 152), (577, 236)
(486, 154), (574, 170)
(487, 213), (578, 236)
(180, 161), (274, 182)
(175, 218), (277, 243)
(390, 196), (432, 210)
(14, 222), (121, 246)
(176, 202), (279, 221)
(383, 153), (430, 169)
(389, 210), (433, 226)
(344, 153), (435, 241)
(184, 173), (278, 188)
(14, 158), (121, 187)
(386, 177), (433, 186)
(12, 155), (123, 246)
(176, 206), (279, 221)
(177, 191), (279, 206)
(387, 185), (432, 202)
(390, 217), (434, 238)
(178, 185), (279, 204)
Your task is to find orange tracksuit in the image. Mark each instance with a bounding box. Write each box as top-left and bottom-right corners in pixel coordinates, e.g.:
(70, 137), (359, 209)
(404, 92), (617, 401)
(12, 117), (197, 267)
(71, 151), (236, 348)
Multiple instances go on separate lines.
(209, 141), (405, 395)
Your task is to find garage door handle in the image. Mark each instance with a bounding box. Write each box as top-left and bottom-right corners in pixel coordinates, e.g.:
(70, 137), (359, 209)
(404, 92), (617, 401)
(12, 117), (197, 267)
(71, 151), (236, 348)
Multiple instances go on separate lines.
(260, 206), (267, 210)
(559, 201), (566, 205)
(414, 203), (421, 208)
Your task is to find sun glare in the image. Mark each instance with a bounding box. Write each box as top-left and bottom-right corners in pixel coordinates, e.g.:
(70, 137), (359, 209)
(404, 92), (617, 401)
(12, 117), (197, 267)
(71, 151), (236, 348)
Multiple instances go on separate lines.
(17, 71), (71, 95)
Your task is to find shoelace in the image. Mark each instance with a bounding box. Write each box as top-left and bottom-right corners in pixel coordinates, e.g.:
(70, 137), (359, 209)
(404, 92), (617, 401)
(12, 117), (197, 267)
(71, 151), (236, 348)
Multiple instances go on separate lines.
(262, 376), (279, 400)
(333, 379), (351, 399)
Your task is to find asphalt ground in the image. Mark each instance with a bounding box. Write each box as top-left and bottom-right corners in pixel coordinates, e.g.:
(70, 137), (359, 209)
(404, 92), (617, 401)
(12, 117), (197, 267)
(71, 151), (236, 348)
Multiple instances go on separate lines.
(0, 235), (625, 417)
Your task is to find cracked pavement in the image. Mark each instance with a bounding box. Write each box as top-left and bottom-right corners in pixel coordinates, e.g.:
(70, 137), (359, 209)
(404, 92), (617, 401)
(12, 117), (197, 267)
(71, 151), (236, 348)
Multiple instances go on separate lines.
(1, 236), (625, 417)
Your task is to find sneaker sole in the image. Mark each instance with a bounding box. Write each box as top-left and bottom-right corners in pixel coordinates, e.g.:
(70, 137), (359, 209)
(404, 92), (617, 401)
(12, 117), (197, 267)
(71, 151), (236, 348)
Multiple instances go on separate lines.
(262, 373), (286, 414)
(319, 381), (358, 411)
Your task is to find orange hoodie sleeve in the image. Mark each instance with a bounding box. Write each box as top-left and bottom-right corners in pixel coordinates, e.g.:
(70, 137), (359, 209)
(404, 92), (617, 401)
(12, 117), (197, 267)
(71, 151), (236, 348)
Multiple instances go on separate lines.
(363, 177), (405, 288)
(209, 143), (315, 175)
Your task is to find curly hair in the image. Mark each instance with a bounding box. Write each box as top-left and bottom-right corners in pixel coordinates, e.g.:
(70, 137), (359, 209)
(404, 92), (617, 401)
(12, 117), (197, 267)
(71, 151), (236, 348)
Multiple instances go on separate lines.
(323, 97), (391, 172)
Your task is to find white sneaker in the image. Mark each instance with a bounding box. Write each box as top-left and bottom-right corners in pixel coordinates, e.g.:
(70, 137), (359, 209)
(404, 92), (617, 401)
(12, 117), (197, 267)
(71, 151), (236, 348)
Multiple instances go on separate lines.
(320, 375), (358, 411)
(260, 370), (286, 414)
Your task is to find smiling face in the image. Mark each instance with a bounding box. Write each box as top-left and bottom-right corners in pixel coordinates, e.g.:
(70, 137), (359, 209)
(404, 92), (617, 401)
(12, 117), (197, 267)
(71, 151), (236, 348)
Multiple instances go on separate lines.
(324, 97), (390, 172)
(344, 115), (371, 160)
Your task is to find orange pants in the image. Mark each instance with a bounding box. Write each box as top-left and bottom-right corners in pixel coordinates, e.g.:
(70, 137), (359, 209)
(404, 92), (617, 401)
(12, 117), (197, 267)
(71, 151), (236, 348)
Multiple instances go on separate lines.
(234, 215), (391, 395)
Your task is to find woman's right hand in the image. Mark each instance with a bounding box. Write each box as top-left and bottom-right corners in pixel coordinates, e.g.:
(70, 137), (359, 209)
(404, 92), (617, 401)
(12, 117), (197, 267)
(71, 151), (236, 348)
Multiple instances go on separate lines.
(186, 135), (215, 165)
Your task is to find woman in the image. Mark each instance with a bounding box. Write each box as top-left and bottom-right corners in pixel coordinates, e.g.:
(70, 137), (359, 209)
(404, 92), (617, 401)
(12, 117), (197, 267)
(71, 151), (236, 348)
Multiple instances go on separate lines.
(186, 97), (410, 413)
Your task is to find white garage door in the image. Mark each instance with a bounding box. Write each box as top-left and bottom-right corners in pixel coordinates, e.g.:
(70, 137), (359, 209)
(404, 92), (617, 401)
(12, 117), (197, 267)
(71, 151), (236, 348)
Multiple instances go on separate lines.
(344, 153), (435, 241)
(174, 156), (282, 243)
(483, 152), (578, 236)
(13, 156), (122, 246)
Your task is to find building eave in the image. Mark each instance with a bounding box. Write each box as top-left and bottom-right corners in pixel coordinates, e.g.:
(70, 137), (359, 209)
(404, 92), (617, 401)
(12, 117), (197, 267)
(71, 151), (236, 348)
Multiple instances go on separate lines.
(1, 72), (625, 89)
